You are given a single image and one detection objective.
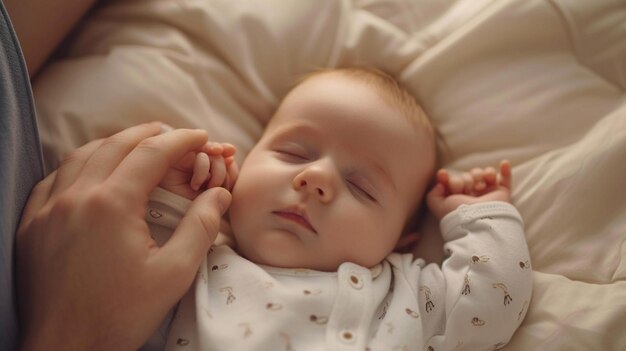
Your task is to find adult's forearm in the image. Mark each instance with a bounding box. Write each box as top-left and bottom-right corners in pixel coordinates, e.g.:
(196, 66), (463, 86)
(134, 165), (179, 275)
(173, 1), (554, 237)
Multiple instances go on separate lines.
(4, 0), (98, 78)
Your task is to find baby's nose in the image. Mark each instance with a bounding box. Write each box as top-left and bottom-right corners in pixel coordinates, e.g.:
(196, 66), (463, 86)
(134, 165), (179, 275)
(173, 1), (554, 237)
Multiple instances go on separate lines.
(292, 169), (334, 203)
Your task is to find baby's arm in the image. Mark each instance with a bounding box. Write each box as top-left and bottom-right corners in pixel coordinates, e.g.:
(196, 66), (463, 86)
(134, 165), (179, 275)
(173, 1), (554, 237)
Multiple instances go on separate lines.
(420, 160), (532, 350)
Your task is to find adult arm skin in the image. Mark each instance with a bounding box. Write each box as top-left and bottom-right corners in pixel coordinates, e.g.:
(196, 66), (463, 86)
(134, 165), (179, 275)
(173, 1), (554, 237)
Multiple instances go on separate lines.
(16, 123), (231, 351)
(4, 0), (98, 78)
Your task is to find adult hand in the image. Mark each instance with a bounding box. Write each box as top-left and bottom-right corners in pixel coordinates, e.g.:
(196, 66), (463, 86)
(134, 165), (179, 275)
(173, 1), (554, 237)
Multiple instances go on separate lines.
(16, 122), (232, 351)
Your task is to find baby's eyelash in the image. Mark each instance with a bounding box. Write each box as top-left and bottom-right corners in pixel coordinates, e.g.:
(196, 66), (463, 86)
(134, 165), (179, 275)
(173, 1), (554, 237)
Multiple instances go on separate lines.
(347, 180), (376, 202)
(275, 150), (308, 161)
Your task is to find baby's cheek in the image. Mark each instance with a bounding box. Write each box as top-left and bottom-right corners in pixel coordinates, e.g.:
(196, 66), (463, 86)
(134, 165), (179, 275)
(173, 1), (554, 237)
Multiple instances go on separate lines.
(347, 216), (398, 264)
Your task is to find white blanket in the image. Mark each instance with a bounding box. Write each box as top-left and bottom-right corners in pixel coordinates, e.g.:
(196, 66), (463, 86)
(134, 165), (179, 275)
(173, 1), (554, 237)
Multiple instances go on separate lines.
(33, 0), (626, 349)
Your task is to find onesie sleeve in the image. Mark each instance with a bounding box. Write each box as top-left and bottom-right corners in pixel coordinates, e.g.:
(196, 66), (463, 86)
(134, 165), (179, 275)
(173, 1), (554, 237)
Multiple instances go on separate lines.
(145, 187), (233, 247)
(146, 187), (191, 246)
(422, 201), (532, 351)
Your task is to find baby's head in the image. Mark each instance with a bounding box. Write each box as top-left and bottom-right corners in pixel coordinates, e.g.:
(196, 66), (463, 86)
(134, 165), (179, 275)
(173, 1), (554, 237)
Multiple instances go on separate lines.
(230, 68), (436, 271)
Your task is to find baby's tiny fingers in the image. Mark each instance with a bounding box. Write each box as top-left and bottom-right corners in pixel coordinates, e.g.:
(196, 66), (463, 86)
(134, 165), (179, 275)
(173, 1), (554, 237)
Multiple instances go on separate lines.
(500, 160), (512, 177)
(224, 155), (235, 167)
(191, 153), (211, 191)
(470, 168), (483, 182)
(484, 167), (497, 186)
(436, 169), (449, 186)
(435, 169), (452, 195)
(461, 172), (474, 194)
(448, 174), (465, 194)
(207, 155), (227, 188)
(467, 168), (484, 193)
(204, 142), (224, 155)
(499, 160), (512, 189)
(427, 183), (446, 205)
(224, 161), (239, 191)
(221, 143), (237, 158)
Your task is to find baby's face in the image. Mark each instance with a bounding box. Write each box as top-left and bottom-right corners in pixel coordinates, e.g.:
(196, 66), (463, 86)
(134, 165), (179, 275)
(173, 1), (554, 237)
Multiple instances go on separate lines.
(229, 73), (435, 271)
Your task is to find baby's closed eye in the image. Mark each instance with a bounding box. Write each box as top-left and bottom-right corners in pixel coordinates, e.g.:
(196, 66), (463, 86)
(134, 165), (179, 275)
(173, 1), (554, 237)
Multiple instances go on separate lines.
(273, 142), (311, 163)
(346, 177), (377, 202)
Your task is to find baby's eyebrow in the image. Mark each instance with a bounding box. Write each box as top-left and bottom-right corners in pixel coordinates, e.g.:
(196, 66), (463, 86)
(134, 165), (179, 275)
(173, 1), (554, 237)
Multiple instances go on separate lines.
(271, 123), (320, 140)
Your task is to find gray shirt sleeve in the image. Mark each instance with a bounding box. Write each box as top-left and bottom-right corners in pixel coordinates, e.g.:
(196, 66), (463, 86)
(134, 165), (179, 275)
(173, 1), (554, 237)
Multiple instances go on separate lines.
(0, 1), (45, 349)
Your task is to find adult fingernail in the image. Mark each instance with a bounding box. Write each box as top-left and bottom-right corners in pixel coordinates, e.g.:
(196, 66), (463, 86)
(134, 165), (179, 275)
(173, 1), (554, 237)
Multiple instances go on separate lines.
(217, 190), (232, 214)
(160, 123), (174, 134)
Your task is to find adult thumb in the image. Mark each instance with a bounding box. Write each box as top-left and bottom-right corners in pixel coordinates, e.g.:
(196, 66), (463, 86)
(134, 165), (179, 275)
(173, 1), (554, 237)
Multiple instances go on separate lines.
(157, 187), (231, 283)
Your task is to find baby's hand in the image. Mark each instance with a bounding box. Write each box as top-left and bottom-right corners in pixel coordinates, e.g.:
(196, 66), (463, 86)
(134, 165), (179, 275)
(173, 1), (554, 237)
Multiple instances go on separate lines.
(426, 160), (512, 221)
(160, 141), (239, 200)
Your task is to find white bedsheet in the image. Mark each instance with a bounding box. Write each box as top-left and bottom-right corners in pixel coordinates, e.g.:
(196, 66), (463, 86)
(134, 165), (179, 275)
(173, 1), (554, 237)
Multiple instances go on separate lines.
(33, 0), (626, 349)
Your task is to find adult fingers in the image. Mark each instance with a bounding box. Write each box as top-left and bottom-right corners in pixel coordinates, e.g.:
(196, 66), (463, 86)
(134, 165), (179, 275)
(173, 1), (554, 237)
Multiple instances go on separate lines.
(48, 139), (103, 197)
(18, 171), (57, 230)
(73, 122), (163, 187)
(108, 129), (208, 201)
(175, 152), (198, 172)
(155, 188), (231, 289)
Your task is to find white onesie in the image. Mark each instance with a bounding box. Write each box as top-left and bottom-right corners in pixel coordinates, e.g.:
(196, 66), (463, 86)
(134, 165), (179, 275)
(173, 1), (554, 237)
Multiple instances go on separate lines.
(145, 188), (532, 351)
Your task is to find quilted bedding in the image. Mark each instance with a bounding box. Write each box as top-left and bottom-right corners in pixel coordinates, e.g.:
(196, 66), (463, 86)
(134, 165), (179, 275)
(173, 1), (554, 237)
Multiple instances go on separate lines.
(33, 0), (626, 349)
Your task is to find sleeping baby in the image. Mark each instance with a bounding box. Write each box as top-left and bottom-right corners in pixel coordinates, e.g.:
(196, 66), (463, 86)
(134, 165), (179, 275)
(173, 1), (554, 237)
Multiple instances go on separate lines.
(146, 68), (532, 351)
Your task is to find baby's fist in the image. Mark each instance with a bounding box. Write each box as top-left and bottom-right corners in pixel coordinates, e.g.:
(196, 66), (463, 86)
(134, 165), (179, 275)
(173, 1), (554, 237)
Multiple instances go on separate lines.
(427, 160), (512, 221)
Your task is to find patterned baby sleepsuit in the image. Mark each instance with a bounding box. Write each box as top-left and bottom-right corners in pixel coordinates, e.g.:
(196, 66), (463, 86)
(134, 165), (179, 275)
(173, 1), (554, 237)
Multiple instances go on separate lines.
(146, 188), (532, 351)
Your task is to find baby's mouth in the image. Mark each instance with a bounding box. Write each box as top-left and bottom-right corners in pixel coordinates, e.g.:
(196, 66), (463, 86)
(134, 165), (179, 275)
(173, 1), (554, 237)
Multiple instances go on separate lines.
(272, 207), (317, 234)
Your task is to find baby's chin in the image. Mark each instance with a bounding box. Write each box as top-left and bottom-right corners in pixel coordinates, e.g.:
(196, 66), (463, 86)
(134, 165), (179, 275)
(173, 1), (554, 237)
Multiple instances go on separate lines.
(230, 228), (387, 272)
(233, 243), (338, 272)
(238, 246), (385, 273)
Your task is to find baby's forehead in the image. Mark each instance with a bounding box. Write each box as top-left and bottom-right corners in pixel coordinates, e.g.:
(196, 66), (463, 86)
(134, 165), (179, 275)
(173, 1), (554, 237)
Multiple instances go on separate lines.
(270, 69), (436, 158)
(295, 71), (431, 130)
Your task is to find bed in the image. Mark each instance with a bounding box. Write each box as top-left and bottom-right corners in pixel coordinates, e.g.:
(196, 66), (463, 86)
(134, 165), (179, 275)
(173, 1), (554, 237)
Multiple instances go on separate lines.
(32, 0), (626, 349)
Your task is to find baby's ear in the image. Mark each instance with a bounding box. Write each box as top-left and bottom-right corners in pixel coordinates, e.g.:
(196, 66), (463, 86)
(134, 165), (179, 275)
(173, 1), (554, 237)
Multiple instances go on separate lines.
(395, 232), (421, 253)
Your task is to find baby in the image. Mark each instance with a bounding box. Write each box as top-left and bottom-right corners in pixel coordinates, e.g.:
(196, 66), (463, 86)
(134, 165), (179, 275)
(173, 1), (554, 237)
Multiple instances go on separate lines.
(146, 68), (532, 351)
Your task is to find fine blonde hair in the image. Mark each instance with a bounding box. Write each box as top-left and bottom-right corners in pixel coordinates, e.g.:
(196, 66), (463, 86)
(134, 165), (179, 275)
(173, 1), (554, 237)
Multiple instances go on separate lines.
(295, 67), (435, 139)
